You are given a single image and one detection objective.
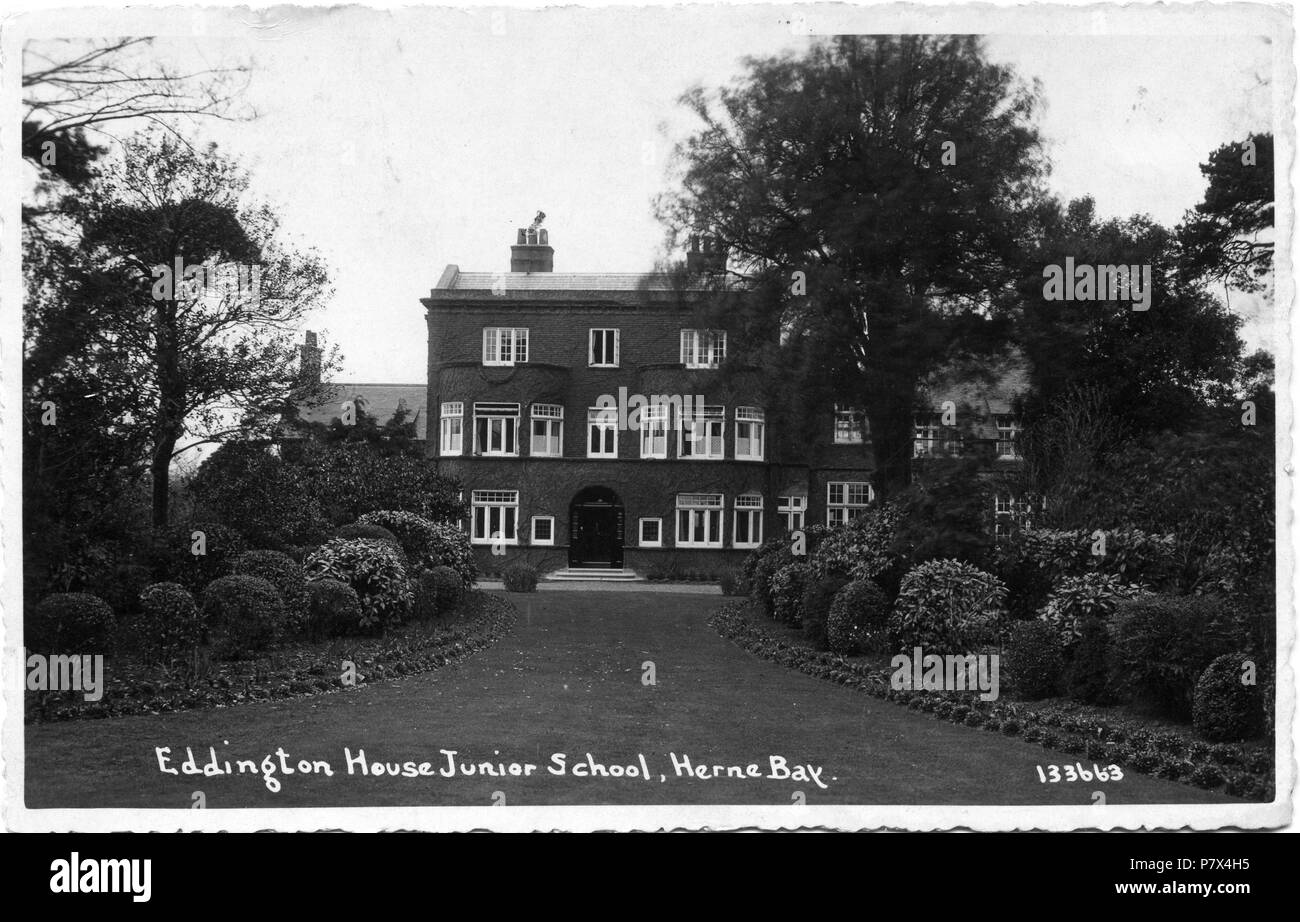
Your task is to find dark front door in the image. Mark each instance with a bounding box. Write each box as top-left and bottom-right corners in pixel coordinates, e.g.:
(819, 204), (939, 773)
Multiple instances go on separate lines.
(569, 487), (624, 568)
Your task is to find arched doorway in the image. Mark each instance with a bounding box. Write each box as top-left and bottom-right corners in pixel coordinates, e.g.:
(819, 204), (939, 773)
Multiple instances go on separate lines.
(569, 486), (624, 568)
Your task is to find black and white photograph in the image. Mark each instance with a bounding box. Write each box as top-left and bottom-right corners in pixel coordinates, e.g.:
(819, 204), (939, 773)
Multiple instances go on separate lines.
(2, 1), (1293, 842)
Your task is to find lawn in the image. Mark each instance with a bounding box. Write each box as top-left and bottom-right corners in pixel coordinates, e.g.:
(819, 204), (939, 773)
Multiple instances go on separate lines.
(25, 590), (1233, 808)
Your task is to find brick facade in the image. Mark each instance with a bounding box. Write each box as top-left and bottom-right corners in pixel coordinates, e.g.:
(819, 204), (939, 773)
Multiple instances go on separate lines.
(414, 228), (1027, 575)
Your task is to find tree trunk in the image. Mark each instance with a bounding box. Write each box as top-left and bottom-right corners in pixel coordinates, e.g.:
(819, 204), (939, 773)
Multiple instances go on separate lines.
(150, 435), (177, 527)
(151, 298), (185, 528)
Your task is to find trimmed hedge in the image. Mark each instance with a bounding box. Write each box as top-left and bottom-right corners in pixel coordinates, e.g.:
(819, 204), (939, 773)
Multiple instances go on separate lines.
(304, 538), (413, 631)
(137, 582), (203, 664)
(502, 563), (539, 593)
(1003, 619), (1063, 700)
(233, 550), (308, 635)
(890, 559), (1005, 652)
(826, 579), (890, 655)
(771, 562), (810, 625)
(1107, 594), (1244, 719)
(305, 578), (364, 639)
(202, 575), (285, 659)
(801, 576), (850, 647)
(1193, 653), (1264, 742)
(28, 592), (116, 654)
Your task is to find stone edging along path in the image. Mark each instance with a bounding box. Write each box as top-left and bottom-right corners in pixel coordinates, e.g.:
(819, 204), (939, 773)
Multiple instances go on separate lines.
(708, 602), (1274, 802)
(26, 593), (518, 724)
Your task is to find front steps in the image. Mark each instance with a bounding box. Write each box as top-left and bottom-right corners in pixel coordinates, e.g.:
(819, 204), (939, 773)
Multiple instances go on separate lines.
(544, 567), (643, 582)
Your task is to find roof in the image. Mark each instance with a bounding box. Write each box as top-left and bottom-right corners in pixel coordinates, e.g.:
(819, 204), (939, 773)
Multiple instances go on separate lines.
(429, 265), (733, 299)
(293, 383), (427, 439)
(922, 358), (1030, 416)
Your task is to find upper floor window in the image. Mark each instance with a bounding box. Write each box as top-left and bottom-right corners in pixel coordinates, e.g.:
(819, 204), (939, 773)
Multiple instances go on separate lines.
(587, 406), (618, 458)
(735, 407), (765, 461)
(483, 327), (528, 366)
(589, 329), (619, 367)
(833, 404), (865, 444)
(473, 402), (520, 456)
(995, 415), (1022, 460)
(679, 405), (725, 459)
(680, 329), (726, 369)
(439, 401), (463, 456)
(827, 481), (874, 527)
(530, 403), (564, 457)
(640, 404), (670, 459)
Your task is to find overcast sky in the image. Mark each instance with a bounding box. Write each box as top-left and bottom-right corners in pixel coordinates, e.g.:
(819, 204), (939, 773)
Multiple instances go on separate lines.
(26, 5), (1280, 383)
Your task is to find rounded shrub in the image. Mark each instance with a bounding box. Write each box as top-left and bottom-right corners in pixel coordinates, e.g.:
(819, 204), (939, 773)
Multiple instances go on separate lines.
(357, 510), (449, 573)
(1107, 594), (1244, 718)
(770, 561), (810, 626)
(807, 505), (903, 583)
(1193, 653), (1264, 742)
(1003, 619), (1064, 700)
(28, 592), (116, 654)
(305, 578), (363, 639)
(304, 538), (413, 631)
(422, 522), (477, 587)
(749, 545), (793, 616)
(801, 576), (850, 647)
(148, 522), (248, 593)
(890, 559), (1006, 652)
(826, 579), (890, 655)
(334, 523), (405, 558)
(201, 575), (286, 659)
(502, 563), (539, 593)
(137, 582), (203, 664)
(1064, 615), (1116, 705)
(233, 550), (308, 635)
(1039, 572), (1146, 644)
(425, 565), (465, 612)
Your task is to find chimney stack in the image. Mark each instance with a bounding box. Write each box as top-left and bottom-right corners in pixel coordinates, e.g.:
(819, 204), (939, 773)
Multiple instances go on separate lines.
(510, 210), (554, 272)
(299, 331), (322, 386)
(686, 234), (726, 273)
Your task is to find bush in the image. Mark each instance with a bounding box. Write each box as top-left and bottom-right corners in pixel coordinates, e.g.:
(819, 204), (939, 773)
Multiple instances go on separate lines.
(1003, 619), (1064, 700)
(890, 559), (1006, 652)
(233, 551), (308, 635)
(1193, 653), (1264, 742)
(201, 575), (286, 659)
(305, 578), (364, 639)
(746, 543), (794, 615)
(27, 592), (117, 654)
(357, 510), (450, 574)
(334, 523), (405, 558)
(148, 522), (248, 593)
(719, 571), (747, 597)
(770, 562), (810, 625)
(807, 506), (902, 583)
(423, 565), (465, 613)
(801, 576), (850, 647)
(423, 522), (477, 586)
(1063, 615), (1114, 704)
(1039, 572), (1147, 644)
(137, 582), (203, 664)
(502, 563), (539, 592)
(826, 579), (890, 655)
(304, 538), (413, 631)
(1016, 527), (1178, 588)
(1108, 594), (1245, 718)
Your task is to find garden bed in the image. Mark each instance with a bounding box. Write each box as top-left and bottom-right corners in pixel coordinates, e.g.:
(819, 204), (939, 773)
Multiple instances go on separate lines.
(25, 591), (516, 724)
(711, 601), (1274, 801)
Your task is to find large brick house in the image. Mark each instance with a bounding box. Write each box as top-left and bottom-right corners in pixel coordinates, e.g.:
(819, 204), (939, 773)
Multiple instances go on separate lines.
(414, 223), (1029, 577)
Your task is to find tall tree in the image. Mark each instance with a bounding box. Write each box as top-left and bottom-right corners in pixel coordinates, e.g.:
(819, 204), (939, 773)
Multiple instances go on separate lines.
(22, 37), (252, 193)
(1177, 133), (1273, 292)
(656, 35), (1048, 496)
(29, 132), (334, 527)
(1016, 197), (1244, 438)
